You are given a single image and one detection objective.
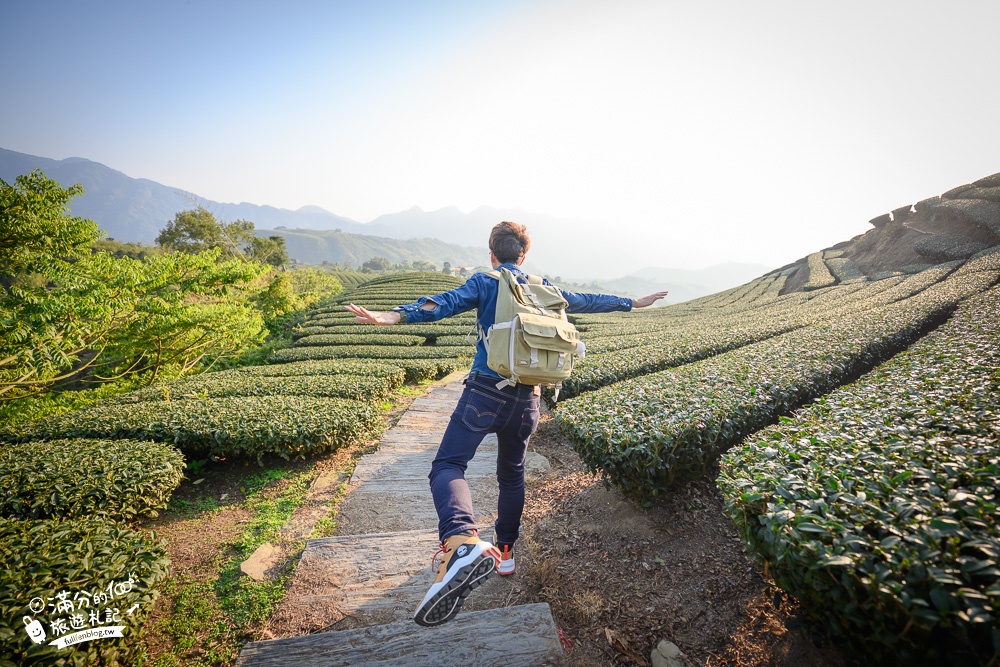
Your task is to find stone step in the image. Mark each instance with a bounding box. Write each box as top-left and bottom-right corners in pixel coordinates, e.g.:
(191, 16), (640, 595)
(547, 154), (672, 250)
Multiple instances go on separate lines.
(235, 603), (564, 666)
(276, 528), (504, 627)
(335, 482), (499, 535)
(350, 445), (498, 485)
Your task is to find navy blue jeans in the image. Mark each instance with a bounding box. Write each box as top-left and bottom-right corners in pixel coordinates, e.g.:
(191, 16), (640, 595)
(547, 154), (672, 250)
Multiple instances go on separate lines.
(429, 371), (541, 545)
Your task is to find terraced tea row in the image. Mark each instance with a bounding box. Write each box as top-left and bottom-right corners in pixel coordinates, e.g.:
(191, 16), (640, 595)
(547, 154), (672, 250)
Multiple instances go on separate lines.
(718, 283), (1000, 667)
(278, 271), (477, 371)
(558, 268), (943, 399)
(554, 258), (998, 495)
(0, 272), (469, 665)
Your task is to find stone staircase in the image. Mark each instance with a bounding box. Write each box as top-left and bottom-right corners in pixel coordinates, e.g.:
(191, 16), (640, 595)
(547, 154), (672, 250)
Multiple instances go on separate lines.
(235, 373), (564, 666)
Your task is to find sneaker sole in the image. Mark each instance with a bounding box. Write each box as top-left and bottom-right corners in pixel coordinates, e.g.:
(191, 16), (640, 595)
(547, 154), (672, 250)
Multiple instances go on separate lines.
(413, 555), (497, 627)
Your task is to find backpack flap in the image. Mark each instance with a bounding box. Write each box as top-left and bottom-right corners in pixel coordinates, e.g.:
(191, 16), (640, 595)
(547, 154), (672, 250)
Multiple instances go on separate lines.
(500, 269), (568, 312)
(520, 283), (568, 311)
(517, 313), (578, 352)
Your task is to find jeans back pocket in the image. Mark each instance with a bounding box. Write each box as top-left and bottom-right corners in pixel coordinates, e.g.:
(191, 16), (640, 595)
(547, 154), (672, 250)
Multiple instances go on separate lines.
(461, 388), (506, 432)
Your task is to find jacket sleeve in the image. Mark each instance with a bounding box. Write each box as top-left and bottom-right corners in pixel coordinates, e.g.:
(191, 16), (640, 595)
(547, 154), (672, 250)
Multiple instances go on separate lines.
(556, 285), (633, 314)
(393, 275), (483, 323)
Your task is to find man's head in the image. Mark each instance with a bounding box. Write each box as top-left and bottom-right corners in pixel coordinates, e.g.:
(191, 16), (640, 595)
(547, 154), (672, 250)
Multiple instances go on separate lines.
(489, 221), (531, 265)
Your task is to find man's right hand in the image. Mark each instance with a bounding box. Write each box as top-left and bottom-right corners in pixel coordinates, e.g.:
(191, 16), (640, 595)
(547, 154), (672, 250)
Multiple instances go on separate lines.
(346, 303), (401, 325)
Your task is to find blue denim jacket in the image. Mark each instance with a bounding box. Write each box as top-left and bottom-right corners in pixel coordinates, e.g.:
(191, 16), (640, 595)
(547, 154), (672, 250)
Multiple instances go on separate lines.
(394, 263), (633, 380)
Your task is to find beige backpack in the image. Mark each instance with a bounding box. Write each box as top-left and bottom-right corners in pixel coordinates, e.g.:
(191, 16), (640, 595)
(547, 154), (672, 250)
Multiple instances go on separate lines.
(481, 268), (585, 396)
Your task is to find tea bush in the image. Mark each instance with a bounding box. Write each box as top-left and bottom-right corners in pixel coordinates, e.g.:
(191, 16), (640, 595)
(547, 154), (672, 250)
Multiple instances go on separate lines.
(0, 516), (170, 666)
(236, 358), (406, 381)
(0, 439), (184, 522)
(718, 285), (1000, 666)
(268, 345), (471, 363)
(105, 370), (401, 404)
(293, 333), (426, 347)
(804, 252), (836, 290)
(2, 396), (379, 461)
(555, 267), (996, 494)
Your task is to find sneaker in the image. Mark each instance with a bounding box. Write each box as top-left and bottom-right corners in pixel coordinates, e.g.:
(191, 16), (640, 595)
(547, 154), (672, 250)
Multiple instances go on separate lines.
(413, 530), (500, 627)
(496, 542), (515, 576)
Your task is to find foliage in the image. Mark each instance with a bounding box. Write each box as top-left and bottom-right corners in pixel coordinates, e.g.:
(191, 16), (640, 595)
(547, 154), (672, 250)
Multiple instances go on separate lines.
(90, 238), (164, 261)
(105, 367), (403, 403)
(269, 344), (471, 363)
(0, 516), (170, 666)
(0, 170), (97, 276)
(0, 438), (185, 522)
(1, 171), (114, 399)
(0, 174), (277, 399)
(155, 207), (287, 266)
(282, 267), (344, 308)
(1, 395), (380, 461)
(293, 333), (427, 347)
(555, 265), (995, 495)
(234, 357), (407, 380)
(803, 251), (836, 290)
(718, 285), (1000, 666)
(88, 248), (270, 383)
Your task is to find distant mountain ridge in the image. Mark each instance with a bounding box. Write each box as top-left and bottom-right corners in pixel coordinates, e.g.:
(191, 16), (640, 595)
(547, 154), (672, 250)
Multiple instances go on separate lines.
(0, 147), (377, 241)
(0, 147), (773, 300)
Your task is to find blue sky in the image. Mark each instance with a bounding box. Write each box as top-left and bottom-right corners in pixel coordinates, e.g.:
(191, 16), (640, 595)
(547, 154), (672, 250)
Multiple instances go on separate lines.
(3, 0), (1000, 271)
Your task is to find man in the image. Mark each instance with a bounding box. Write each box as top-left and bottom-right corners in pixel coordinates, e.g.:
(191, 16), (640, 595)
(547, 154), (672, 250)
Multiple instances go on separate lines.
(346, 221), (668, 626)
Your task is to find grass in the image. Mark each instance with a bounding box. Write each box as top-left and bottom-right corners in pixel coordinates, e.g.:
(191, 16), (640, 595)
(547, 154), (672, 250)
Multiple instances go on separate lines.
(138, 462), (316, 666)
(136, 377), (418, 666)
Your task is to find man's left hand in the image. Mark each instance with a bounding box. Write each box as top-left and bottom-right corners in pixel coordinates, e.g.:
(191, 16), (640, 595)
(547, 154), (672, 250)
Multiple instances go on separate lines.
(632, 291), (669, 309)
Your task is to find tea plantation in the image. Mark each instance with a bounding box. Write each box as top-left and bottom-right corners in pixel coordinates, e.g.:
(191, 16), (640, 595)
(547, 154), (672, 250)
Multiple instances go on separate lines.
(0, 271), (472, 665)
(3, 242), (998, 665)
(553, 247), (1000, 665)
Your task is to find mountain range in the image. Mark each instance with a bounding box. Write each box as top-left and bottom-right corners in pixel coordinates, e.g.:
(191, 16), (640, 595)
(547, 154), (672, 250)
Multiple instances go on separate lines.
(0, 147), (772, 300)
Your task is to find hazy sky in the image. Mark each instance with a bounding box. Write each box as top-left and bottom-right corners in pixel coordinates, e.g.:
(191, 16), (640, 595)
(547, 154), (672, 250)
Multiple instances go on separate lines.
(3, 0), (999, 270)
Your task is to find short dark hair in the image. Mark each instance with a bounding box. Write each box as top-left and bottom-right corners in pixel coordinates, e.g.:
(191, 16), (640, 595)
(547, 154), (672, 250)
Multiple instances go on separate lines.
(489, 221), (531, 263)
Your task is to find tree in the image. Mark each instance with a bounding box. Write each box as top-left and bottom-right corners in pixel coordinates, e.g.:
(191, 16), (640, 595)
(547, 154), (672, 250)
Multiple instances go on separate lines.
(442, 261), (452, 275)
(157, 208), (287, 268)
(361, 256), (392, 273)
(156, 207), (264, 257)
(96, 249), (270, 381)
(0, 170), (98, 281)
(1, 173), (274, 399)
(247, 234), (288, 268)
(1, 171), (117, 398)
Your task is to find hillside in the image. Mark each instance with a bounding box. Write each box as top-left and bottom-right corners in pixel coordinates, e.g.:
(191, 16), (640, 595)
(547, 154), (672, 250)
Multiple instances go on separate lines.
(0, 148), (486, 270)
(2, 170), (998, 666)
(1, 148), (765, 298)
(772, 170), (1000, 294)
(260, 227), (486, 269)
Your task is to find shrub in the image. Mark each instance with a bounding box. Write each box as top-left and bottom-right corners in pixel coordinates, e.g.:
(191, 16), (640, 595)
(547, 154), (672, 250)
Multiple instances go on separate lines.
(238, 358), (406, 381)
(913, 234), (988, 262)
(106, 369), (401, 404)
(555, 267), (995, 494)
(0, 516), (170, 666)
(1, 396), (380, 461)
(397, 358), (471, 382)
(718, 285), (1000, 666)
(293, 333), (426, 347)
(0, 439), (184, 522)
(268, 345), (471, 364)
(803, 252), (836, 290)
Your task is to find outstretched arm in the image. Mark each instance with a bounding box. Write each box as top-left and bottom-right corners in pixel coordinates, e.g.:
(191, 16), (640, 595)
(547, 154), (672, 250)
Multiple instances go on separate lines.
(345, 303), (402, 325)
(631, 291), (669, 309)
